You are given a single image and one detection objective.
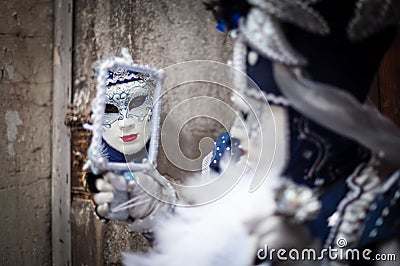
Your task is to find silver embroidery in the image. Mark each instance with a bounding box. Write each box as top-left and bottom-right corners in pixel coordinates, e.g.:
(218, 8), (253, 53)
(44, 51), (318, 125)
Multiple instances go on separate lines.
(297, 117), (329, 183)
(244, 87), (291, 106)
(323, 160), (381, 253)
(248, 0), (329, 34)
(103, 80), (154, 128)
(275, 180), (321, 222)
(106, 67), (139, 85)
(241, 0), (329, 66)
(348, 0), (400, 41)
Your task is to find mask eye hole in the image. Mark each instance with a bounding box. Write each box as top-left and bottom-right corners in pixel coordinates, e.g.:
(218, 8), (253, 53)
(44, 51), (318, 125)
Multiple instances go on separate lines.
(105, 104), (119, 113)
(129, 95), (147, 110)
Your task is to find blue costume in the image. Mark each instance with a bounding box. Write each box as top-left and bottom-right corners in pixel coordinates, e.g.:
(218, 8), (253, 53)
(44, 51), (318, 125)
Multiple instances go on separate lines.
(207, 0), (400, 257)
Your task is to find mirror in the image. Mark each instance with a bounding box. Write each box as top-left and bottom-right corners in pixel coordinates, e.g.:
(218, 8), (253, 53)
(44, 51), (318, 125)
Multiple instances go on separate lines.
(87, 49), (164, 174)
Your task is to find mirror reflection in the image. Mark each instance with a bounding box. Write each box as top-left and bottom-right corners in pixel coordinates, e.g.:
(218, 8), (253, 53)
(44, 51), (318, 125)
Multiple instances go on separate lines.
(101, 67), (155, 164)
(86, 49), (163, 173)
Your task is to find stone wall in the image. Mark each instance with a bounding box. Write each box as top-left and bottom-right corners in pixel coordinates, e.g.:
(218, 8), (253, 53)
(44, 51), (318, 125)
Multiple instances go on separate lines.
(0, 0), (53, 265)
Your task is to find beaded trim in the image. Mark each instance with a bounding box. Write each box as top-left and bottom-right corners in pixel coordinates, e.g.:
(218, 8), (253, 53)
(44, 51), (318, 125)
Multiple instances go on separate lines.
(239, 0), (400, 67)
(240, 0), (329, 66)
(324, 159), (382, 259)
(247, 0), (329, 35)
(245, 88), (291, 107)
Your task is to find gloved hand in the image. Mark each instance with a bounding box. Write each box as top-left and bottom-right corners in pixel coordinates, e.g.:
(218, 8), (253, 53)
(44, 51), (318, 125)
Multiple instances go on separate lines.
(246, 180), (321, 265)
(249, 214), (319, 251)
(93, 171), (130, 220)
(92, 170), (177, 232)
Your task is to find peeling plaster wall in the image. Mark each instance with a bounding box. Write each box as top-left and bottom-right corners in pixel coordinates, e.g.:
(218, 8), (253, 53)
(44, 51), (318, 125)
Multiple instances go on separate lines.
(0, 0), (53, 265)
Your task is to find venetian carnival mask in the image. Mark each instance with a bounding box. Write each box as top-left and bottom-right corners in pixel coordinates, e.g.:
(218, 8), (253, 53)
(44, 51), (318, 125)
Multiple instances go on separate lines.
(87, 49), (164, 173)
(102, 69), (154, 155)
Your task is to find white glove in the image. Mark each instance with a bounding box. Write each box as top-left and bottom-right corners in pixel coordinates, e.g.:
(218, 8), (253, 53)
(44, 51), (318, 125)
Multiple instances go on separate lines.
(246, 180), (321, 265)
(93, 170), (176, 232)
(93, 172), (129, 220)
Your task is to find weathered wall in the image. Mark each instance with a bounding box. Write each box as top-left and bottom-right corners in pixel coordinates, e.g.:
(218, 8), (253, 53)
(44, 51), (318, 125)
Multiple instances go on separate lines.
(72, 0), (234, 265)
(0, 0), (53, 265)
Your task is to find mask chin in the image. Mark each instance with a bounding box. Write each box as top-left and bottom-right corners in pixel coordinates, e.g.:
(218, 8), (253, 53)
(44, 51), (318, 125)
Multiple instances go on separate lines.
(102, 117), (152, 156)
(121, 131), (151, 155)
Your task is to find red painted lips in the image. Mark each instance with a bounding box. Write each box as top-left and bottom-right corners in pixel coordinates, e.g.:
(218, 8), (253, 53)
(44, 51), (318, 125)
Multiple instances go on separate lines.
(121, 133), (138, 142)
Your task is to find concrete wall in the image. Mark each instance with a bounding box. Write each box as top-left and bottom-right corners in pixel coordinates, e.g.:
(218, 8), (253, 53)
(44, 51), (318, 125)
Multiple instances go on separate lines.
(0, 0), (53, 265)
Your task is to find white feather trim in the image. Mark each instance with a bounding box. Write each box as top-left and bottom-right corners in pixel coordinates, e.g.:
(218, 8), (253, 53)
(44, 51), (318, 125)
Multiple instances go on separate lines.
(123, 161), (283, 266)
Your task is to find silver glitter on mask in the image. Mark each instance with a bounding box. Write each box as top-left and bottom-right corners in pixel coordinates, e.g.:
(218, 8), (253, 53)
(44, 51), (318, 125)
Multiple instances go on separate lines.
(103, 80), (154, 128)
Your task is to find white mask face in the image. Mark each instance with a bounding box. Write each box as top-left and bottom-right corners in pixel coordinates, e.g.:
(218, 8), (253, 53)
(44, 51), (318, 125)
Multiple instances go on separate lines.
(102, 80), (153, 155)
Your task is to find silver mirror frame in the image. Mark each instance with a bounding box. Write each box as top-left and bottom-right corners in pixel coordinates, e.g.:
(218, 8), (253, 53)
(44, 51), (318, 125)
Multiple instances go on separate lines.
(88, 50), (164, 174)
